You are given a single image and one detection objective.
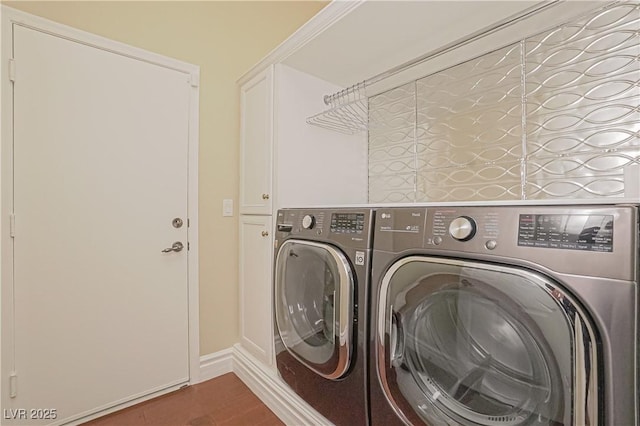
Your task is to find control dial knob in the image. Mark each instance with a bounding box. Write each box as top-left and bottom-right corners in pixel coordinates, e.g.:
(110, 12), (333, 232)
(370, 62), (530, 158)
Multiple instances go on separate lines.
(302, 214), (316, 230)
(449, 216), (476, 241)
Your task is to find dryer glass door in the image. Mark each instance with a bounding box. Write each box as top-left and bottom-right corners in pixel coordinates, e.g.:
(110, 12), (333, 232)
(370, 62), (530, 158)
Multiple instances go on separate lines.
(275, 239), (354, 380)
(376, 256), (598, 426)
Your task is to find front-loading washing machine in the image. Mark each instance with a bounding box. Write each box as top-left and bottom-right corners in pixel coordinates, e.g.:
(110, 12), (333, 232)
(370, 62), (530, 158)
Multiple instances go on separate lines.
(370, 204), (638, 426)
(274, 208), (374, 425)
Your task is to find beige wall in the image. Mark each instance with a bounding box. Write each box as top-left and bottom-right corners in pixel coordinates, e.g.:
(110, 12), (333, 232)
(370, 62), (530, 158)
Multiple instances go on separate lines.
(3, 0), (327, 355)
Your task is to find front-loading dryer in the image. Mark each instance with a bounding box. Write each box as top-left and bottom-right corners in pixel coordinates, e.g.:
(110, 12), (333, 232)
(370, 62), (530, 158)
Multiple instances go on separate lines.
(370, 204), (638, 426)
(274, 208), (374, 426)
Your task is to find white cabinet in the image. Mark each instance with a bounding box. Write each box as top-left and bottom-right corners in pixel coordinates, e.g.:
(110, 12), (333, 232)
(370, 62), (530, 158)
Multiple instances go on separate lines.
(239, 66), (273, 215)
(237, 62), (367, 371)
(238, 65), (275, 368)
(238, 215), (274, 366)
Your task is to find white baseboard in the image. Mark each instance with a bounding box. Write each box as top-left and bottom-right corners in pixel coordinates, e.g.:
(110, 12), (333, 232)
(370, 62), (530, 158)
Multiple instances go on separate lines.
(198, 348), (233, 382)
(232, 344), (331, 426)
(198, 345), (330, 425)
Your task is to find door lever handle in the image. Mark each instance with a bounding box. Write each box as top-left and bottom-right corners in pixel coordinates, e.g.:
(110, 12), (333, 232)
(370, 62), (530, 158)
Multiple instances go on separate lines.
(162, 242), (184, 253)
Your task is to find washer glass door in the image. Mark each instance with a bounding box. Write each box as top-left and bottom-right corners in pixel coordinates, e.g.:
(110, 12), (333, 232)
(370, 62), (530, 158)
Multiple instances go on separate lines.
(275, 239), (354, 380)
(376, 256), (598, 426)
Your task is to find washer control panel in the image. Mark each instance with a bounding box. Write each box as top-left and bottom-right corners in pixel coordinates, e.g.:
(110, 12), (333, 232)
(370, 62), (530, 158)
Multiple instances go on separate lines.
(276, 208), (374, 250)
(330, 212), (365, 234)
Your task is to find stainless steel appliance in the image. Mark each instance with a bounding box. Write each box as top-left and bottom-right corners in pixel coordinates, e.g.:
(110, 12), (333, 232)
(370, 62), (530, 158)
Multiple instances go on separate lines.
(370, 204), (638, 426)
(274, 208), (374, 425)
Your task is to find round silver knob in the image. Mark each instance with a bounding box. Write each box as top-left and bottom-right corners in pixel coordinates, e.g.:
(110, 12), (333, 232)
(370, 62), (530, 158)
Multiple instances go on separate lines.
(449, 216), (476, 241)
(302, 214), (315, 229)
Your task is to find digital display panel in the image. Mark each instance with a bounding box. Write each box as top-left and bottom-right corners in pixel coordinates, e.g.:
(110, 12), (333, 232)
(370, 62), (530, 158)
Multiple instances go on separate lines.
(331, 213), (365, 234)
(518, 214), (613, 252)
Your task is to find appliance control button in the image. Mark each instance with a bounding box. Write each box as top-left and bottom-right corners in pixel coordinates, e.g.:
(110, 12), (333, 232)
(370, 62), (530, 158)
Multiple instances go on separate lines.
(485, 240), (498, 250)
(449, 216), (476, 241)
(302, 214), (316, 229)
(433, 236), (443, 245)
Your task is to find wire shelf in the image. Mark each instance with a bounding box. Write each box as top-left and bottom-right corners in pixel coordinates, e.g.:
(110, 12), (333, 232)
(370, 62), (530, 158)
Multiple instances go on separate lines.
(306, 82), (368, 135)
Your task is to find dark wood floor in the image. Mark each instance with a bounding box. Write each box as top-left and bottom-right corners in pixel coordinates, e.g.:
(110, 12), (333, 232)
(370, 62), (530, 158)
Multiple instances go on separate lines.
(82, 373), (285, 426)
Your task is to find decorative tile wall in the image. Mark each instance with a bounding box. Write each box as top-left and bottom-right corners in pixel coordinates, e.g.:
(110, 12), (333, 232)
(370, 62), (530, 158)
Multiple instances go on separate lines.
(368, 82), (417, 203)
(368, 1), (640, 203)
(525, 1), (640, 199)
(416, 43), (524, 202)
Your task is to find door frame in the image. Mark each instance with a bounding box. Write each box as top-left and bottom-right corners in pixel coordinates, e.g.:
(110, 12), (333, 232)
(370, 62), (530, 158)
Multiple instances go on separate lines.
(0, 4), (201, 411)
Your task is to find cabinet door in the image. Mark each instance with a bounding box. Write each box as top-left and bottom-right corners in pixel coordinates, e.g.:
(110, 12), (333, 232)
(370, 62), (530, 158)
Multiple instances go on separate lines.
(239, 215), (274, 366)
(240, 66), (273, 215)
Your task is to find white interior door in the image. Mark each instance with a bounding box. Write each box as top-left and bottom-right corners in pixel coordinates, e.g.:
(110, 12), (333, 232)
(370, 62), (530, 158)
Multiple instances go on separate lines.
(5, 25), (191, 424)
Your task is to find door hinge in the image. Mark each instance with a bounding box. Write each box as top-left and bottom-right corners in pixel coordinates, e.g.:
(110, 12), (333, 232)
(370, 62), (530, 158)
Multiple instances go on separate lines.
(189, 72), (199, 88)
(187, 242), (190, 251)
(9, 372), (17, 398)
(8, 59), (16, 83)
(10, 213), (15, 238)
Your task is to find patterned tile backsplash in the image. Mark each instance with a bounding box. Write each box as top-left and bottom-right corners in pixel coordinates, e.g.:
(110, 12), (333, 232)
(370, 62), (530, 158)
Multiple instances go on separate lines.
(368, 1), (640, 203)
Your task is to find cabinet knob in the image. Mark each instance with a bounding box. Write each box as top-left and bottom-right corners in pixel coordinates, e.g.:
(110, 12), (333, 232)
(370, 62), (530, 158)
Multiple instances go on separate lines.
(261, 231), (269, 237)
(262, 193), (270, 200)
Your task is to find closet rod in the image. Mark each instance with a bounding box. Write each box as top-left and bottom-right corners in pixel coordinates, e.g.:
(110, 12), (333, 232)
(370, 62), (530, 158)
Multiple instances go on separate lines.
(324, 0), (561, 105)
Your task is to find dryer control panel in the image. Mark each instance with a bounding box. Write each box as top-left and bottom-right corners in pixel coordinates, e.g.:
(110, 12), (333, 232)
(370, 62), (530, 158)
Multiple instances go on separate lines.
(517, 213), (613, 252)
(374, 205), (637, 281)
